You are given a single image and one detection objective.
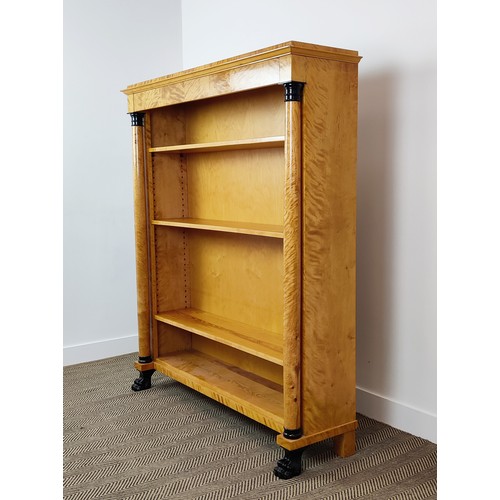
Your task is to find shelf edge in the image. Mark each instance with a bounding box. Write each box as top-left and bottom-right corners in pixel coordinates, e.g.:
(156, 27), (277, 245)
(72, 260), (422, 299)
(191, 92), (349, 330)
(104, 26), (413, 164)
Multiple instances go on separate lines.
(152, 219), (284, 239)
(155, 309), (284, 366)
(149, 136), (285, 154)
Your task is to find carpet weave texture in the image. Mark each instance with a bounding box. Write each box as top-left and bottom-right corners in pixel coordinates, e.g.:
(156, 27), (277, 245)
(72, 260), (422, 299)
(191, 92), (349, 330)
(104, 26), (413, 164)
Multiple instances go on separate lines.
(63, 353), (436, 499)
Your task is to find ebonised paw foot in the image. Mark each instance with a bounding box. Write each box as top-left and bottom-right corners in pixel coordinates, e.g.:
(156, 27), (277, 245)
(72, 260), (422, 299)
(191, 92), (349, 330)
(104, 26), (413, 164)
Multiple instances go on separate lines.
(131, 369), (155, 391)
(273, 448), (304, 479)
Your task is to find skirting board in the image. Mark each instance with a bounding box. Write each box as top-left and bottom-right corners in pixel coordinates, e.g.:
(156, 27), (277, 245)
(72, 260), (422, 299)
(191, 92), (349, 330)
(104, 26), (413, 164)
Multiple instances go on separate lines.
(63, 334), (138, 366)
(357, 385), (436, 443)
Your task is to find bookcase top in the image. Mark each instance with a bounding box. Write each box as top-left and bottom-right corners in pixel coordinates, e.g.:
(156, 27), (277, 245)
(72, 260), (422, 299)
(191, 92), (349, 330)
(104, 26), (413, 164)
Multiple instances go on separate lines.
(122, 41), (361, 95)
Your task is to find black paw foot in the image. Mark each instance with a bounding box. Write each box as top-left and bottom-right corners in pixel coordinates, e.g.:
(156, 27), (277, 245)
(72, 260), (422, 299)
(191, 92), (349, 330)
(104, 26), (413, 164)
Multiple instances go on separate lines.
(273, 448), (304, 479)
(131, 369), (155, 391)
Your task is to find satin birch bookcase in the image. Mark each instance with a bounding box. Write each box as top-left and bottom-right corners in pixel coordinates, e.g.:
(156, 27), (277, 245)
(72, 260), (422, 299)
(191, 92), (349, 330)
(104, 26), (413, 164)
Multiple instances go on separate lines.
(122, 41), (361, 478)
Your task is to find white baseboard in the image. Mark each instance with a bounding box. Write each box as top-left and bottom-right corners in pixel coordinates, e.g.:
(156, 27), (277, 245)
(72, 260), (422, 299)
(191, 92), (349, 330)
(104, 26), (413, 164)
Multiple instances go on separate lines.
(63, 334), (138, 366)
(357, 385), (436, 443)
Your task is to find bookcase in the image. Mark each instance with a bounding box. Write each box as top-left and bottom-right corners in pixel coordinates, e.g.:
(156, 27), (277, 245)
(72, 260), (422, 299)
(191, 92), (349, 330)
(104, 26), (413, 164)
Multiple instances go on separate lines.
(122, 41), (361, 478)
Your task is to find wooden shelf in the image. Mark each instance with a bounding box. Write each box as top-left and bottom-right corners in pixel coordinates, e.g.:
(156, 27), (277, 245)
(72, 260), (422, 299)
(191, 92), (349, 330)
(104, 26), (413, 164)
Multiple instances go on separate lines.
(155, 308), (283, 365)
(152, 218), (284, 239)
(149, 136), (285, 154)
(154, 350), (284, 432)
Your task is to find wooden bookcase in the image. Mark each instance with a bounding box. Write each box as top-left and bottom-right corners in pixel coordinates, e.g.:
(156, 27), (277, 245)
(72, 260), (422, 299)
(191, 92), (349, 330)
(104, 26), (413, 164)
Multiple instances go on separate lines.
(122, 41), (361, 478)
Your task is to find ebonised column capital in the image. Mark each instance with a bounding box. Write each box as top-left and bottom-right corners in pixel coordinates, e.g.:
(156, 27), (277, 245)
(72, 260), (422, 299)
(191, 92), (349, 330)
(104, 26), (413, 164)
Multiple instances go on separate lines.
(283, 81), (305, 102)
(129, 112), (145, 126)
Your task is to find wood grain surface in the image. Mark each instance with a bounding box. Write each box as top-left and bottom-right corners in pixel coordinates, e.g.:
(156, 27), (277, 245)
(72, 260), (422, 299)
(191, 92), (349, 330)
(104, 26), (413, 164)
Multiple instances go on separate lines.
(297, 55), (358, 439)
(282, 98), (303, 433)
(131, 121), (152, 359)
(126, 42), (360, 454)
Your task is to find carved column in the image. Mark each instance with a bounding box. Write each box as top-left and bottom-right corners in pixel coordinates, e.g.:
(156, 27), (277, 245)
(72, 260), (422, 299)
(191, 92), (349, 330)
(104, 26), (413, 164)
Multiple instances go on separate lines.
(275, 81), (305, 479)
(130, 112), (154, 390)
(282, 81), (304, 440)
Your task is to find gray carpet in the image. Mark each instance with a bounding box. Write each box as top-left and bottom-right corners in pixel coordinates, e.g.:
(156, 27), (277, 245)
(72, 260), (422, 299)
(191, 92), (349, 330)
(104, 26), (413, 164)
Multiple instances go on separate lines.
(63, 353), (437, 499)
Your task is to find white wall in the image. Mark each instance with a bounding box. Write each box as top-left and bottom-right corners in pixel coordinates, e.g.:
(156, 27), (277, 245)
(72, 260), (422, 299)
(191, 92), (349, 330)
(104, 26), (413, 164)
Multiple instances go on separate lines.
(63, 0), (183, 365)
(181, 0), (437, 442)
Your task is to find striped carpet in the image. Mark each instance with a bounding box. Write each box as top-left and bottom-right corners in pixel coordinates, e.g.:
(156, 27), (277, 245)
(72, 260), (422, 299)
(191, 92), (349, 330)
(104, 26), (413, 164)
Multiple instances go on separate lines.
(63, 353), (437, 499)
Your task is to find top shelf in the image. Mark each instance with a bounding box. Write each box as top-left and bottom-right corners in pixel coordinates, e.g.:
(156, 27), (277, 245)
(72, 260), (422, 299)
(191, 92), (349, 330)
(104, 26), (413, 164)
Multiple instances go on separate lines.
(149, 136), (285, 154)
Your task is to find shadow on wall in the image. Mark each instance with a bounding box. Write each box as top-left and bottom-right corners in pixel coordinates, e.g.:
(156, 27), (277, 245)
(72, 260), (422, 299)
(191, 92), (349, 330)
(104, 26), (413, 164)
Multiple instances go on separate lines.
(356, 71), (396, 397)
(355, 64), (437, 440)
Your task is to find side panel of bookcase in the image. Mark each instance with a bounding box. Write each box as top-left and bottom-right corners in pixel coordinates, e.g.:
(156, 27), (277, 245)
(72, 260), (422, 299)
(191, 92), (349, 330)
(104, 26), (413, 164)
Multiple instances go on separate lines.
(298, 56), (358, 437)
